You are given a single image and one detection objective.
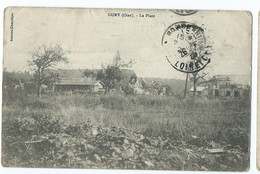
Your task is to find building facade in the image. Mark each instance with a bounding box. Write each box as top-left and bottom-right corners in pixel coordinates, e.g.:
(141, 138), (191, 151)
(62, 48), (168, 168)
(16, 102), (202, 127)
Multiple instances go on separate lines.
(189, 75), (250, 97)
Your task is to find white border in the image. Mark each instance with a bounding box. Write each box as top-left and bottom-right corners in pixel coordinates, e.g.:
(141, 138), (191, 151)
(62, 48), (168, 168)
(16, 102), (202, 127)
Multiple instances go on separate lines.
(0, 0), (258, 174)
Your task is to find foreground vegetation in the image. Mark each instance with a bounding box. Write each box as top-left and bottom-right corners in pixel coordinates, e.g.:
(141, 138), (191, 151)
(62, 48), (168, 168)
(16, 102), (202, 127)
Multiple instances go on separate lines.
(2, 92), (250, 171)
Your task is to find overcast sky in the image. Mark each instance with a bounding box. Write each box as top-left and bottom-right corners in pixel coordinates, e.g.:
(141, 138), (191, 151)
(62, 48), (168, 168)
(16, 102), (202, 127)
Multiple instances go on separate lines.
(3, 8), (251, 79)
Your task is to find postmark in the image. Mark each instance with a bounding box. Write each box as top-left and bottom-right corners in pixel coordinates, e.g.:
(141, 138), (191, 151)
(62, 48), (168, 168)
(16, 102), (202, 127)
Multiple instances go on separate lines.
(161, 21), (210, 73)
(171, 10), (198, 16)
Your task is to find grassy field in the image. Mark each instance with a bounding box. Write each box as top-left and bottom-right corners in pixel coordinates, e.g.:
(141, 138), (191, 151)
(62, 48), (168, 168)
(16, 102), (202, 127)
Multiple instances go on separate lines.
(2, 92), (250, 171)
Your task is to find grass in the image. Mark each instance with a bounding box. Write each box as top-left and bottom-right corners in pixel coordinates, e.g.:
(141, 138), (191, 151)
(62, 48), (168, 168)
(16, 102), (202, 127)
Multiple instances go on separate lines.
(2, 92), (251, 170)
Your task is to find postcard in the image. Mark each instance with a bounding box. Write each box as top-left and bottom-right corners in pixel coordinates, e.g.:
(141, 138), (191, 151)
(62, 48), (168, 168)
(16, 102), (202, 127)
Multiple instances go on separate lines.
(2, 7), (251, 171)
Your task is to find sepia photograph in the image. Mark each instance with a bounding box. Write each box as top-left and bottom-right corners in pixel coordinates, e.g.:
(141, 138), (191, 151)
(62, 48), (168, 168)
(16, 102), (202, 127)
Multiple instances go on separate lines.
(2, 7), (251, 171)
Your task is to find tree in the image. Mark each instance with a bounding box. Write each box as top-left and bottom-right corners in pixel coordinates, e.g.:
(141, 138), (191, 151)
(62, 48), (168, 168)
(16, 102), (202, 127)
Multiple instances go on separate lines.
(83, 69), (96, 78)
(44, 72), (61, 91)
(165, 84), (172, 96)
(83, 51), (134, 92)
(112, 51), (134, 69)
(187, 44), (213, 97)
(189, 70), (211, 97)
(28, 44), (69, 97)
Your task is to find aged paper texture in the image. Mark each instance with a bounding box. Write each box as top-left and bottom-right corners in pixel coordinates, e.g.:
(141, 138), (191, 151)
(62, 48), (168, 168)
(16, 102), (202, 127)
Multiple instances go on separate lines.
(2, 7), (251, 171)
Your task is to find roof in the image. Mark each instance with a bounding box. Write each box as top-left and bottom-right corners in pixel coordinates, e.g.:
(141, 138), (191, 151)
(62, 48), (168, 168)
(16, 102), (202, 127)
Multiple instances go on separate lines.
(120, 69), (136, 78)
(47, 69), (99, 79)
(189, 86), (207, 92)
(117, 69), (137, 85)
(48, 68), (137, 86)
(48, 69), (101, 86)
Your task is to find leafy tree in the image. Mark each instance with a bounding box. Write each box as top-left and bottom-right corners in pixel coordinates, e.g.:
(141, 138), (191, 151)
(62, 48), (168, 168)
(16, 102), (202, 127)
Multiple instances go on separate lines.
(83, 69), (96, 78)
(83, 51), (134, 91)
(28, 44), (69, 97)
(44, 72), (61, 90)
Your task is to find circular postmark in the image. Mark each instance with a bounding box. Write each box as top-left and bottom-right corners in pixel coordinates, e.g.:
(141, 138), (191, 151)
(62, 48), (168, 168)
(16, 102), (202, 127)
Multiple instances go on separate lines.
(171, 10), (198, 16)
(161, 21), (210, 73)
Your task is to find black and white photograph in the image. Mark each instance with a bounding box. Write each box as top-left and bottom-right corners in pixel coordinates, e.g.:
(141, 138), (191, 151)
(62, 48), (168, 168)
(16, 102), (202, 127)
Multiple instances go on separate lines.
(2, 7), (251, 171)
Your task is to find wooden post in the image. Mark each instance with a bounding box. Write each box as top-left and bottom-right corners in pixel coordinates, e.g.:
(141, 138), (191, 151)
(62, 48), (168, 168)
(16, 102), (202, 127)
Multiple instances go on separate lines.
(193, 73), (197, 97)
(52, 84), (55, 92)
(184, 73), (188, 97)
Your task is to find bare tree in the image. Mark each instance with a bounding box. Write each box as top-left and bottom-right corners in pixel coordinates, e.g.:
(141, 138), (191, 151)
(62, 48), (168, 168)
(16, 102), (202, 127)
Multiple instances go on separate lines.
(28, 44), (69, 97)
(189, 71), (211, 97)
(187, 45), (213, 97)
(112, 51), (135, 69)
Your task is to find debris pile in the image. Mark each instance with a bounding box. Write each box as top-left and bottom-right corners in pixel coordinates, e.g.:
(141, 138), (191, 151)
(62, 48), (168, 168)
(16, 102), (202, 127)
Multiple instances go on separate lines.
(3, 122), (249, 171)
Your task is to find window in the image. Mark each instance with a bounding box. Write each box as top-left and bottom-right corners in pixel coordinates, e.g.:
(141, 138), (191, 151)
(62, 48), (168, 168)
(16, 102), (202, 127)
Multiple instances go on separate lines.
(215, 89), (219, 97)
(226, 91), (231, 96)
(234, 91), (240, 97)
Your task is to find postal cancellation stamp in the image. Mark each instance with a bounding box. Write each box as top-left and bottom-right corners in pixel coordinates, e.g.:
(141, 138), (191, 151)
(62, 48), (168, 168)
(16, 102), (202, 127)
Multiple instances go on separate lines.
(161, 21), (210, 73)
(171, 10), (198, 16)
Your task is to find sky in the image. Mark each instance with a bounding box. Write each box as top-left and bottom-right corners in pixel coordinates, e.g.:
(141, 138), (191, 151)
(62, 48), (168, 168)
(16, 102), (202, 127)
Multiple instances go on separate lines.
(3, 7), (252, 79)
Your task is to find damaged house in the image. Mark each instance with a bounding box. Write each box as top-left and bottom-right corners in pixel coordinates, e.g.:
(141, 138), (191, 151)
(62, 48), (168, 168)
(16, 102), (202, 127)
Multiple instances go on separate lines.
(110, 69), (148, 94)
(208, 75), (250, 97)
(190, 75), (250, 97)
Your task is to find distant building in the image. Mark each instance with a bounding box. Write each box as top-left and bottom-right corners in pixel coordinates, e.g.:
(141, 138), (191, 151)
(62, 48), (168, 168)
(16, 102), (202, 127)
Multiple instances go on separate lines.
(54, 78), (105, 93)
(208, 75), (250, 97)
(189, 86), (208, 96)
(116, 69), (138, 90)
(14, 80), (25, 91)
(189, 75), (250, 97)
(115, 69), (148, 94)
(51, 69), (105, 93)
(50, 68), (167, 95)
(50, 69), (144, 94)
